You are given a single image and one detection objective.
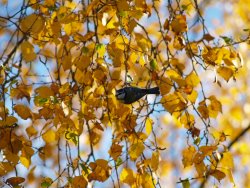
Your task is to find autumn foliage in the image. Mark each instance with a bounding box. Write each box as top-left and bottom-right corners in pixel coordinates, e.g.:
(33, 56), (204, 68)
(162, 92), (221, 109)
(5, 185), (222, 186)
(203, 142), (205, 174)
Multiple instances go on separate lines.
(0, 0), (250, 187)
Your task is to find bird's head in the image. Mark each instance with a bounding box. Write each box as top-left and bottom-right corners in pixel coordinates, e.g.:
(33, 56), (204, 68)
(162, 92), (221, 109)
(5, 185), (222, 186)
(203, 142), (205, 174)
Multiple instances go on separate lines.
(115, 88), (126, 102)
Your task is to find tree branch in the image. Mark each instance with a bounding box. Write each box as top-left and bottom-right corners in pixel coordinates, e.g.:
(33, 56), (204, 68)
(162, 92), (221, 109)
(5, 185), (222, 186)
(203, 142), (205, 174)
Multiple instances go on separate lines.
(199, 124), (250, 188)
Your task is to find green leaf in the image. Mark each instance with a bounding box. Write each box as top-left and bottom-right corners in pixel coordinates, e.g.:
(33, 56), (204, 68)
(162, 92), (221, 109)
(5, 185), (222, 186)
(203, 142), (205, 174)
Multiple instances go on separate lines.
(220, 36), (233, 44)
(150, 59), (158, 70)
(181, 179), (190, 188)
(116, 157), (123, 166)
(81, 46), (89, 54)
(181, 5), (188, 10)
(80, 163), (89, 175)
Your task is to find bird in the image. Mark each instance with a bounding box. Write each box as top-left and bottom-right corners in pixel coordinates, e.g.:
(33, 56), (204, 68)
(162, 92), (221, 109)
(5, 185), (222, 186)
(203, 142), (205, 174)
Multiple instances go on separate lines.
(116, 86), (160, 104)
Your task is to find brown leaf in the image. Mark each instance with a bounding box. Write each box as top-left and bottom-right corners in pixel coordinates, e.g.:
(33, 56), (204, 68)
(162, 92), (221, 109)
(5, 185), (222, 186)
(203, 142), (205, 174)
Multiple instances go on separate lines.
(6, 177), (25, 186)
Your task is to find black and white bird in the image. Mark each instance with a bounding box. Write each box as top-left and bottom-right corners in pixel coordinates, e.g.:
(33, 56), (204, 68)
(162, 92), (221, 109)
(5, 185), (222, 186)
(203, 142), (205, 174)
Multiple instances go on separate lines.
(116, 86), (160, 104)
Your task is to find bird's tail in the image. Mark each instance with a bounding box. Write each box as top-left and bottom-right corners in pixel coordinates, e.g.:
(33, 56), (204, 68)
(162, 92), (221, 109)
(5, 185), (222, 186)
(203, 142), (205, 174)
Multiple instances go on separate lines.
(146, 87), (160, 94)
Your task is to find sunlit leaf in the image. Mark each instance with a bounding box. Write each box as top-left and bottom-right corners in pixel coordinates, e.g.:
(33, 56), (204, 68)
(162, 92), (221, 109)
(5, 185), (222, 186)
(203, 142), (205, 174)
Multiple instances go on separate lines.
(65, 130), (78, 145)
(171, 15), (187, 34)
(151, 151), (159, 171)
(129, 142), (145, 161)
(42, 129), (56, 143)
(20, 14), (44, 33)
(26, 126), (38, 138)
(108, 143), (123, 161)
(145, 117), (153, 136)
(182, 146), (196, 167)
(21, 41), (37, 62)
(208, 96), (222, 118)
(20, 145), (34, 169)
(186, 71), (200, 87)
(187, 90), (198, 103)
(220, 152), (234, 169)
(88, 159), (111, 182)
(217, 66), (234, 82)
(120, 168), (135, 186)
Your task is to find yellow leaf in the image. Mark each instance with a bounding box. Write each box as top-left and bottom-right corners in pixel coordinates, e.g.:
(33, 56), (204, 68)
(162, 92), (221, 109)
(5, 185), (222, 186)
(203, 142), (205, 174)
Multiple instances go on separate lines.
(157, 76), (172, 95)
(86, 0), (100, 16)
(21, 41), (37, 62)
(202, 47), (219, 66)
(14, 104), (32, 120)
(88, 159), (111, 182)
(128, 19), (137, 33)
(138, 173), (155, 188)
(151, 152), (159, 171)
(161, 92), (187, 115)
(199, 145), (217, 156)
(182, 146), (196, 167)
(94, 86), (104, 97)
(93, 69), (106, 81)
(171, 15), (187, 34)
(180, 113), (195, 129)
(65, 1), (77, 10)
(197, 100), (209, 119)
(26, 126), (38, 138)
(20, 156), (30, 169)
(173, 35), (185, 50)
(145, 117), (153, 136)
(185, 71), (200, 87)
(111, 68), (121, 80)
(129, 142), (144, 161)
(226, 169), (235, 185)
(82, 71), (93, 85)
(81, 31), (95, 42)
(120, 168), (135, 186)
(208, 96), (222, 118)
(65, 130), (78, 145)
(220, 152), (234, 169)
(4, 150), (19, 165)
(35, 86), (54, 98)
(209, 169), (226, 181)
(44, 0), (55, 6)
(195, 161), (206, 177)
(20, 145), (34, 169)
(72, 176), (87, 188)
(167, 69), (185, 87)
(10, 84), (30, 102)
(217, 66), (234, 82)
(61, 55), (72, 71)
(20, 14), (44, 33)
(64, 21), (82, 35)
(0, 116), (17, 127)
(187, 90), (198, 103)
(135, 33), (151, 52)
(42, 129), (56, 143)
(117, 0), (129, 11)
(96, 44), (106, 57)
(108, 143), (123, 160)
